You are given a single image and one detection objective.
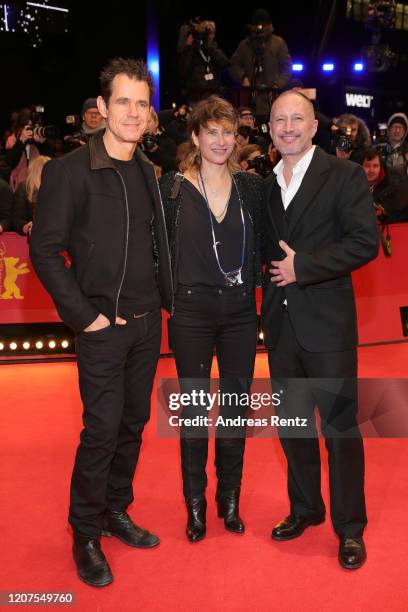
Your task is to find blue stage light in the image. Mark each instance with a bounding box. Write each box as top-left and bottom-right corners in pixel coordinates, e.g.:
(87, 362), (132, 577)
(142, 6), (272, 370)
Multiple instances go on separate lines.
(322, 62), (335, 72)
(353, 62), (365, 72)
(292, 63), (304, 72)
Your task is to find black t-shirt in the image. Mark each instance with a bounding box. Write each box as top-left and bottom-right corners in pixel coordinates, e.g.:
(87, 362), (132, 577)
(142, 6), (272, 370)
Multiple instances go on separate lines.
(112, 155), (161, 316)
(178, 179), (252, 287)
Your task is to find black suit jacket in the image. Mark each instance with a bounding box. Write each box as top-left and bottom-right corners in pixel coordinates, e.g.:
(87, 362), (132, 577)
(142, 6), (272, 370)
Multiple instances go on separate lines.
(261, 146), (379, 352)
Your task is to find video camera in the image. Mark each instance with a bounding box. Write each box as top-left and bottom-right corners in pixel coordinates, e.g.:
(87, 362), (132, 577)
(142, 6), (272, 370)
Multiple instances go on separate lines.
(333, 126), (354, 153)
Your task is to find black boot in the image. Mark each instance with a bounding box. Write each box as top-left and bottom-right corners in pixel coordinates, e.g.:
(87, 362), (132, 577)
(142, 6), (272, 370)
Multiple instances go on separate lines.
(185, 497), (207, 543)
(102, 510), (159, 548)
(216, 489), (245, 534)
(72, 533), (113, 587)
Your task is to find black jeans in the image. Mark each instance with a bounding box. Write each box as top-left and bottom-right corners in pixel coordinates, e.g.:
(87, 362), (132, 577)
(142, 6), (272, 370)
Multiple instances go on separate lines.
(69, 309), (161, 538)
(268, 311), (367, 538)
(170, 285), (258, 500)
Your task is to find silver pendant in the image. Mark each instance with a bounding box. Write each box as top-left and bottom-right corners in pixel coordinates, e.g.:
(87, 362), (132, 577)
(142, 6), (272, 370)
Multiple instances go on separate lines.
(224, 270), (243, 287)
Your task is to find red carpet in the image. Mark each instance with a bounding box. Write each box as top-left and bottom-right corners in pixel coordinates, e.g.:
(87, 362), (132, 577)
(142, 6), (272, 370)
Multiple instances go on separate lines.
(0, 345), (407, 611)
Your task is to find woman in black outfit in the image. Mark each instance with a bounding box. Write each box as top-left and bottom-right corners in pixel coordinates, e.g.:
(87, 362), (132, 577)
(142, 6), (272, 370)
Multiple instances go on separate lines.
(160, 96), (264, 542)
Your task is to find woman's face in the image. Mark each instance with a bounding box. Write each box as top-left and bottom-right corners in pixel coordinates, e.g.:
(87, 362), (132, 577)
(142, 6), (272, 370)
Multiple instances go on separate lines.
(192, 121), (236, 166)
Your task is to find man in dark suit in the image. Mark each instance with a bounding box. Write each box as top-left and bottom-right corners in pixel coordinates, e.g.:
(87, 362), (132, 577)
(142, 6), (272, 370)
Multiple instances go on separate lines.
(262, 91), (378, 569)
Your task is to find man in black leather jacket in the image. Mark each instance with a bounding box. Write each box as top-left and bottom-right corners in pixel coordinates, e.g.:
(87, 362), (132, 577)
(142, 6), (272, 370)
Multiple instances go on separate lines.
(30, 57), (173, 588)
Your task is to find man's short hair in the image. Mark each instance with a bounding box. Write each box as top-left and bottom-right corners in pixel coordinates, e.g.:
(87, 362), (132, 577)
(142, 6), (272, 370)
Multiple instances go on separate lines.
(361, 147), (382, 165)
(99, 57), (154, 105)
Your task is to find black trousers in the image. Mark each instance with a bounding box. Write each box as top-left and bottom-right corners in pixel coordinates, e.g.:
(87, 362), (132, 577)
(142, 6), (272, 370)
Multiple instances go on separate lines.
(170, 285), (258, 500)
(69, 309), (161, 538)
(268, 312), (367, 539)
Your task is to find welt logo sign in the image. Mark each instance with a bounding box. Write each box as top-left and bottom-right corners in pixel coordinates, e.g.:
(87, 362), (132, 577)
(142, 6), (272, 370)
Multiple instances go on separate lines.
(345, 93), (374, 108)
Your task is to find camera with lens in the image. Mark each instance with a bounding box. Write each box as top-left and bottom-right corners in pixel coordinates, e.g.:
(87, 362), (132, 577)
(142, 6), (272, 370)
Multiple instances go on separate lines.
(247, 23), (268, 52)
(333, 126), (354, 153)
(189, 17), (212, 47)
(142, 133), (159, 152)
(373, 122), (392, 158)
(246, 153), (275, 178)
(26, 105), (57, 142)
(238, 124), (271, 151)
(63, 114), (85, 150)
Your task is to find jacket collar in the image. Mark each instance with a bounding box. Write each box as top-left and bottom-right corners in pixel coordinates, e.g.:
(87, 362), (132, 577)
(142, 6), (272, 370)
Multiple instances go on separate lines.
(89, 129), (155, 170)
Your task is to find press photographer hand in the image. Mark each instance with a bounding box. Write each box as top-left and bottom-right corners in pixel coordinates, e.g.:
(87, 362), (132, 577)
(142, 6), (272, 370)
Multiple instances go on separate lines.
(19, 125), (33, 144)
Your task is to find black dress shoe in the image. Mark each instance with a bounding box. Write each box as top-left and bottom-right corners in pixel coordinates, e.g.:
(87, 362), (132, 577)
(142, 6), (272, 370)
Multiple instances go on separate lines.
(186, 498), (206, 543)
(73, 534), (113, 587)
(271, 514), (325, 541)
(102, 510), (159, 548)
(339, 537), (367, 569)
(216, 489), (245, 534)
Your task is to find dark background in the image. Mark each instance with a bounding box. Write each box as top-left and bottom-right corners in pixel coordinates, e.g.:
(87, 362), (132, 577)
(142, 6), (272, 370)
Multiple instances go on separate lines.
(0, 0), (407, 132)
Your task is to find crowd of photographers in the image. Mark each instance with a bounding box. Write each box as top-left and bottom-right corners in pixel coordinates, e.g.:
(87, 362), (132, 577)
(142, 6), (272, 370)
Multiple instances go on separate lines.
(1, 8), (408, 241)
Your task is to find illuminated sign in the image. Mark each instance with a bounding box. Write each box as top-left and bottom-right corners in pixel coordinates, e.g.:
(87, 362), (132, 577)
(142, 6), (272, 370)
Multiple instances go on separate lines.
(345, 93), (374, 108)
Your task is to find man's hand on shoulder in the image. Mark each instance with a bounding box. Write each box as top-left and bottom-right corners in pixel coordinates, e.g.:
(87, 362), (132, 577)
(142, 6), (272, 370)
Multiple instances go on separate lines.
(270, 240), (297, 287)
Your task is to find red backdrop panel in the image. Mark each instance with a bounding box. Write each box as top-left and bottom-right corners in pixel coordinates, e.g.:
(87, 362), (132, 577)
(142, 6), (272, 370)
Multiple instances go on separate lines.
(1, 226), (408, 350)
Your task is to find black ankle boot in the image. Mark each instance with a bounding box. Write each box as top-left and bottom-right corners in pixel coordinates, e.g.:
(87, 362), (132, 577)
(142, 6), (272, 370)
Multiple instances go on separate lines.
(185, 497), (206, 543)
(216, 489), (245, 534)
(72, 533), (113, 587)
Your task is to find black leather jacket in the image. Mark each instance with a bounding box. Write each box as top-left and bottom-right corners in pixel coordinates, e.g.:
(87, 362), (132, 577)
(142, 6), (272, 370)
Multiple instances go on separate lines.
(30, 130), (173, 333)
(159, 170), (264, 304)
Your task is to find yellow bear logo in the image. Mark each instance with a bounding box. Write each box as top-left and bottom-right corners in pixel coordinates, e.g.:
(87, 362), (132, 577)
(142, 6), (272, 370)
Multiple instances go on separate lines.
(1, 256), (30, 300)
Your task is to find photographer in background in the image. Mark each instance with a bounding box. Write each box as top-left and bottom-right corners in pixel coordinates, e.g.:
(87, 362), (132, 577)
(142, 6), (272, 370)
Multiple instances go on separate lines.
(5, 107), (55, 191)
(333, 113), (371, 164)
(362, 148), (408, 223)
(159, 104), (192, 145)
(63, 98), (106, 152)
(384, 113), (408, 177)
(12, 155), (51, 237)
(178, 17), (229, 104)
(230, 8), (292, 120)
(140, 107), (177, 175)
(238, 143), (275, 178)
(0, 176), (13, 233)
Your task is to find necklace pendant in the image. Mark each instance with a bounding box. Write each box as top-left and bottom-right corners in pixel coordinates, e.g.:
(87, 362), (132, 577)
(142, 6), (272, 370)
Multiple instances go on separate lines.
(224, 269), (243, 287)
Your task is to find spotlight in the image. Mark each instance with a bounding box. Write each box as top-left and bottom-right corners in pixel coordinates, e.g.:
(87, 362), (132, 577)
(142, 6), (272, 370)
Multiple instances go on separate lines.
(61, 340), (69, 349)
(23, 342), (31, 350)
(48, 340), (56, 349)
(36, 341), (44, 350)
(292, 63), (304, 72)
(10, 342), (18, 350)
(322, 62), (335, 72)
(0, 342), (4, 351)
(258, 332), (264, 340)
(353, 62), (365, 72)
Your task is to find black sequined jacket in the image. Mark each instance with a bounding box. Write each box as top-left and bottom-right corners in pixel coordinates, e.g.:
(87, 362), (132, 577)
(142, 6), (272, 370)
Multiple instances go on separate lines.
(159, 170), (264, 298)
